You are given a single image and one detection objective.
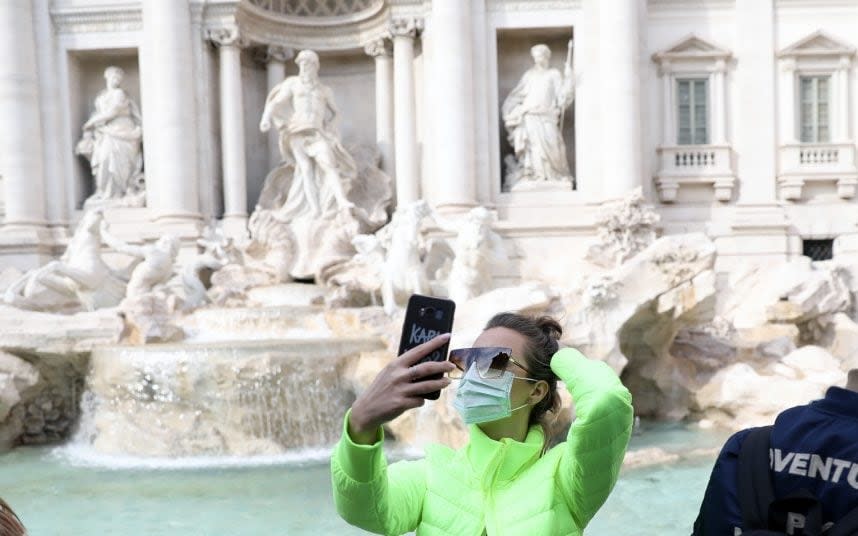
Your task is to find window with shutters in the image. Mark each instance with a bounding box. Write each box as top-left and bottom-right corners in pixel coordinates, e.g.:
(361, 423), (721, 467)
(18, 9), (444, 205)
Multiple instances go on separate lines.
(677, 78), (709, 145)
(799, 75), (830, 143)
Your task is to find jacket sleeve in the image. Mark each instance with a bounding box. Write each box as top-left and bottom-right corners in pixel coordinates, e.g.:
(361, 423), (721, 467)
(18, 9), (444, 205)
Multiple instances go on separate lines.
(330, 409), (426, 535)
(552, 348), (634, 529)
(691, 429), (751, 535)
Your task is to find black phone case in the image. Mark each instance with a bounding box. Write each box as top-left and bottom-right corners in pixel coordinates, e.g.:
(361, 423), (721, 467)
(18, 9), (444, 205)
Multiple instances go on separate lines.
(397, 294), (456, 400)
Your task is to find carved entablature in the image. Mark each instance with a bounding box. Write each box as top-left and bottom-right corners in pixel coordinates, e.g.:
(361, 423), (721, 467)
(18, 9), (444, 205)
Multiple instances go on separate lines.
(247, 0), (379, 17)
(50, 4), (142, 34)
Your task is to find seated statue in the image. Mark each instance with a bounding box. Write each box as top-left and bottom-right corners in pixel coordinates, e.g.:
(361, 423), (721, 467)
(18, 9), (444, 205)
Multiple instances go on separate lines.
(3, 210), (126, 312)
(75, 66), (145, 208)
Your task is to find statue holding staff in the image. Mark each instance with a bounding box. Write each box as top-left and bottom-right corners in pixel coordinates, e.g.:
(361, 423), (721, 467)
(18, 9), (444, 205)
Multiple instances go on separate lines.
(501, 42), (575, 191)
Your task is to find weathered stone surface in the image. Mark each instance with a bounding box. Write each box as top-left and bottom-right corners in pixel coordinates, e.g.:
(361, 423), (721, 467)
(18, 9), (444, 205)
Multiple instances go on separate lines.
(0, 353), (39, 423)
(719, 259), (851, 332)
(0, 305), (122, 355)
(695, 346), (846, 429)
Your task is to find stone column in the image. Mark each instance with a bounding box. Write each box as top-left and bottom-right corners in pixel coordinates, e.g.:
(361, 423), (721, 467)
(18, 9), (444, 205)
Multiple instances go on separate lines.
(390, 18), (422, 206)
(712, 60), (727, 145)
(778, 58), (797, 145)
(836, 55), (851, 142)
(598, 0), (644, 199)
(430, 0), (477, 214)
(209, 27), (248, 238)
(0, 0), (48, 236)
(140, 0), (201, 229)
(659, 61), (674, 145)
(264, 46), (293, 170)
(365, 39), (395, 179)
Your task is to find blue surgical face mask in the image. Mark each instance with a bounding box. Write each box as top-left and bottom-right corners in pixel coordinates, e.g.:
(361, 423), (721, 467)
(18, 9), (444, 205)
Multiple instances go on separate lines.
(452, 365), (534, 425)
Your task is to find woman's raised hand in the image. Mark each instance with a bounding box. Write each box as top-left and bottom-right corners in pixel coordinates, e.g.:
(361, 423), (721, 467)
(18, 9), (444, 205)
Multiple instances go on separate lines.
(347, 333), (455, 445)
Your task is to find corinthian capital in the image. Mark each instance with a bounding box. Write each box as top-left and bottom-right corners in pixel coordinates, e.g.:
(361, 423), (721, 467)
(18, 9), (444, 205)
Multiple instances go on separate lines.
(266, 45), (295, 63)
(389, 17), (423, 39)
(206, 26), (247, 48)
(364, 38), (391, 58)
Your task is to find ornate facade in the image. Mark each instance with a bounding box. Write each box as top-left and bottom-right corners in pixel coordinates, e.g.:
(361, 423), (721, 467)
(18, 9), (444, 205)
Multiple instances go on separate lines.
(0, 0), (856, 286)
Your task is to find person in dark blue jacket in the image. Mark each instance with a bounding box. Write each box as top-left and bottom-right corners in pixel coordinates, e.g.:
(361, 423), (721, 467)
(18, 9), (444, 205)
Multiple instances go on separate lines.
(693, 370), (858, 535)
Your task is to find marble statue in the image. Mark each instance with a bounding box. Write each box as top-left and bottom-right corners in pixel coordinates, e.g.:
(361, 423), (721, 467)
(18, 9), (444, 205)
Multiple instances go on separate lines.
(442, 207), (508, 303)
(75, 66), (145, 208)
(501, 42), (575, 191)
(181, 222), (243, 309)
(259, 49), (355, 221)
(377, 200), (435, 315)
(3, 210), (125, 312)
(100, 221), (179, 299)
(586, 187), (660, 268)
(250, 49), (391, 281)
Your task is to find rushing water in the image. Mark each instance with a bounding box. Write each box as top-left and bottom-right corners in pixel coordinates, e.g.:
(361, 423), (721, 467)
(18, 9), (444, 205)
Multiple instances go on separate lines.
(0, 423), (727, 535)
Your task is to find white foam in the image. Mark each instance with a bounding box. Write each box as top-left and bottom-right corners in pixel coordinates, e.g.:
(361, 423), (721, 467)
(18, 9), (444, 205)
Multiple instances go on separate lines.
(50, 443), (423, 471)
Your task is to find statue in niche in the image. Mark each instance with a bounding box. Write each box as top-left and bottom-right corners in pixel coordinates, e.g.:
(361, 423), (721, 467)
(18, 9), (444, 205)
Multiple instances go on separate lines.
(75, 66), (145, 208)
(251, 49), (391, 281)
(501, 42), (575, 191)
(3, 210), (126, 312)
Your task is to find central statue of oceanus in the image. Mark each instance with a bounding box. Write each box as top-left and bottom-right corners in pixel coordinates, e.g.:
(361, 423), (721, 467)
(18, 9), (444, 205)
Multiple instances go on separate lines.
(250, 50), (391, 281)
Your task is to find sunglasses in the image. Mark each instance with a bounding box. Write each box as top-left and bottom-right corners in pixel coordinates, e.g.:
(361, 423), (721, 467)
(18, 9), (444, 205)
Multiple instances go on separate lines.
(448, 347), (534, 379)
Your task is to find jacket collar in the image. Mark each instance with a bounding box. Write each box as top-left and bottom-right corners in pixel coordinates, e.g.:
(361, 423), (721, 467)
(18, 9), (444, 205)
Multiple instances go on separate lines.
(464, 424), (544, 489)
(815, 386), (858, 419)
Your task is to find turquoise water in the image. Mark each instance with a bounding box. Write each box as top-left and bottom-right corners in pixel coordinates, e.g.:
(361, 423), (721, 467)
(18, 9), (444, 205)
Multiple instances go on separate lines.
(0, 423), (725, 535)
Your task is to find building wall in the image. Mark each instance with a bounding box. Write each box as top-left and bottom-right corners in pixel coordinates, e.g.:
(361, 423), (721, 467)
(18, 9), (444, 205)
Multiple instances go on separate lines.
(3, 0), (858, 279)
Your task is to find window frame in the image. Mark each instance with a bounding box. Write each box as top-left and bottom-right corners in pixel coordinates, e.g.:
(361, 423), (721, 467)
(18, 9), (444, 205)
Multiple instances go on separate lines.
(676, 77), (710, 146)
(797, 73), (832, 144)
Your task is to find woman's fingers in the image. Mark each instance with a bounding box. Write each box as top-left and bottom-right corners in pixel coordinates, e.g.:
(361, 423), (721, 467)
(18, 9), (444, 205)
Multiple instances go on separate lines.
(407, 359), (455, 382)
(402, 377), (452, 397)
(398, 333), (452, 367)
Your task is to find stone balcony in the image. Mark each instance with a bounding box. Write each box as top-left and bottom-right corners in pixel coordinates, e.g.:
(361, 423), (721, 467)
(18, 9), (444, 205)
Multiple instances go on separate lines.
(777, 142), (858, 201)
(654, 145), (736, 203)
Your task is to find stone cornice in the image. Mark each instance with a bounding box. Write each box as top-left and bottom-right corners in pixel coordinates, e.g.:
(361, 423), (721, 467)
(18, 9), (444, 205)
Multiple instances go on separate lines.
(647, 0), (735, 10)
(487, 0), (582, 11)
(50, 3), (142, 34)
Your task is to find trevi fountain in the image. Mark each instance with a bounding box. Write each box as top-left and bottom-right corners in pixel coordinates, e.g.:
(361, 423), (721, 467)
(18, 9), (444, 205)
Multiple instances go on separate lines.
(1, 0), (858, 534)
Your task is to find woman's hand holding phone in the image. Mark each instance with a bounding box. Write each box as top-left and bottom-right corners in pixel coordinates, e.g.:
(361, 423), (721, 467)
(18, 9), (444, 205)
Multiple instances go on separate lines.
(348, 334), (455, 445)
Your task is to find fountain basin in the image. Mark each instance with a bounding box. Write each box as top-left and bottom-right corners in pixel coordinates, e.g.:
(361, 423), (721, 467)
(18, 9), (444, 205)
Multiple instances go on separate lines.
(78, 338), (384, 457)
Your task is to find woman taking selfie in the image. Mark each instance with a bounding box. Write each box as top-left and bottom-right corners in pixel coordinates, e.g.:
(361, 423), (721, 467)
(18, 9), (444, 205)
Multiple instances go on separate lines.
(331, 312), (633, 535)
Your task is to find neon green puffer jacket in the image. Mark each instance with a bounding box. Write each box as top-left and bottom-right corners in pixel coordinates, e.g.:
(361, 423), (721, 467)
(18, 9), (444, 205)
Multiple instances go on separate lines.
(331, 348), (633, 535)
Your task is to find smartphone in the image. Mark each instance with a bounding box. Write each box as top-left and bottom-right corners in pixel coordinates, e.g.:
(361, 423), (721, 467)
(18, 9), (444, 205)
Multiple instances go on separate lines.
(397, 294), (456, 400)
